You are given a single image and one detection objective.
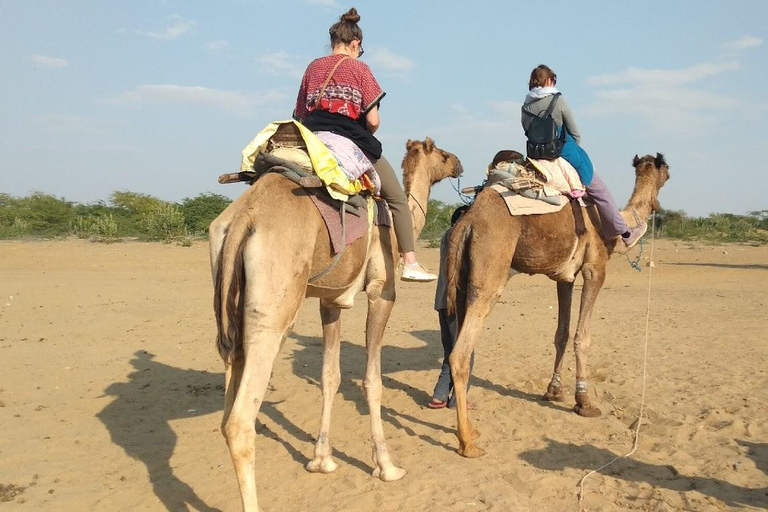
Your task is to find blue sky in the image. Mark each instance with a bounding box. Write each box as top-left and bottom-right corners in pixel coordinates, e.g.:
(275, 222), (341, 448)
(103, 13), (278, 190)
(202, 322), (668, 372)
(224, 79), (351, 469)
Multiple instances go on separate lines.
(1, 1), (766, 217)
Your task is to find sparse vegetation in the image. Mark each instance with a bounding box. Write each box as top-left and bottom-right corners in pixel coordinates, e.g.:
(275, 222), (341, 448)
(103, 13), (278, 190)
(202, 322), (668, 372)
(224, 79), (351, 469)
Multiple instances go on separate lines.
(0, 191), (233, 244)
(0, 191), (764, 245)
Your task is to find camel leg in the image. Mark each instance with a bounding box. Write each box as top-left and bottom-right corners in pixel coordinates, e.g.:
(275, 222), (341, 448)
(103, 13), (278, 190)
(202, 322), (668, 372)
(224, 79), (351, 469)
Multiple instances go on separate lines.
(450, 255), (511, 458)
(449, 314), (484, 458)
(572, 265), (605, 417)
(306, 301), (342, 474)
(221, 352), (245, 436)
(544, 281), (574, 402)
(363, 282), (406, 482)
(222, 244), (309, 512)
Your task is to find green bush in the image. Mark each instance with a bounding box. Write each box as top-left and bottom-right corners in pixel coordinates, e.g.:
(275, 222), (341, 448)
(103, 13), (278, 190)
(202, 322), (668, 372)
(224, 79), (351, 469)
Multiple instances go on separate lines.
(141, 203), (188, 242)
(10, 217), (29, 237)
(91, 214), (120, 243)
(179, 193), (231, 235)
(0, 190), (764, 246)
(70, 216), (93, 239)
(654, 208), (768, 244)
(0, 192), (75, 237)
(420, 200), (459, 242)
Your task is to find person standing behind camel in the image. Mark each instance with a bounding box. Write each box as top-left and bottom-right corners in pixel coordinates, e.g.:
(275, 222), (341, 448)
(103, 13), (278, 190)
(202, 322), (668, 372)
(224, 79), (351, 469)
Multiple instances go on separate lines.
(293, 7), (436, 281)
(521, 64), (646, 248)
(428, 205), (474, 409)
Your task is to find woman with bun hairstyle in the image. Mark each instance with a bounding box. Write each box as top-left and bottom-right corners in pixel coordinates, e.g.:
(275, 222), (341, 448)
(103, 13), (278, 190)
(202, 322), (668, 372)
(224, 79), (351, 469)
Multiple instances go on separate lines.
(521, 64), (646, 248)
(294, 7), (437, 282)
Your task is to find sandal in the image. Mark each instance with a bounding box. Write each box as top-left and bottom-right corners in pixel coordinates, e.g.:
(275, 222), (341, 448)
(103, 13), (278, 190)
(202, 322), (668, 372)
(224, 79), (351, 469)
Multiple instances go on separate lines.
(427, 399), (448, 409)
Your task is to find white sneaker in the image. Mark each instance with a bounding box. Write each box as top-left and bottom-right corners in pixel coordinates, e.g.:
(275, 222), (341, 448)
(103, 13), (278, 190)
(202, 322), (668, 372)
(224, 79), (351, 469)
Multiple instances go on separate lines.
(401, 262), (437, 282)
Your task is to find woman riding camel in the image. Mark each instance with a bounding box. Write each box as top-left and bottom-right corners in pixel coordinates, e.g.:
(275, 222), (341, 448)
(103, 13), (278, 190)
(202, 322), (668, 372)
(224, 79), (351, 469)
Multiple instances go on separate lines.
(293, 7), (436, 282)
(521, 64), (646, 248)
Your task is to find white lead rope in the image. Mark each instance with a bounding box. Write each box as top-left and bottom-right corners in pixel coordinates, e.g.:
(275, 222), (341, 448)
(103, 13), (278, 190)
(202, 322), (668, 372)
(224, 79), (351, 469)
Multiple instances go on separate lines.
(577, 212), (656, 510)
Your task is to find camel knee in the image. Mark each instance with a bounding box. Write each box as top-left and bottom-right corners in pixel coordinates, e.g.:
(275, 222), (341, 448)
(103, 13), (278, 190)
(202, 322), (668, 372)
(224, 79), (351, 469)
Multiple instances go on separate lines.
(448, 353), (469, 381)
(363, 378), (382, 401)
(323, 373), (341, 395)
(222, 416), (255, 446)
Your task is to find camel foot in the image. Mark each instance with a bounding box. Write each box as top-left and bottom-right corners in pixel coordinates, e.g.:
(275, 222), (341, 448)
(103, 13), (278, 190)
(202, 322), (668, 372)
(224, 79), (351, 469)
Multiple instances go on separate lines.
(573, 404), (602, 418)
(372, 465), (407, 482)
(457, 443), (486, 458)
(542, 386), (565, 402)
(305, 456), (339, 474)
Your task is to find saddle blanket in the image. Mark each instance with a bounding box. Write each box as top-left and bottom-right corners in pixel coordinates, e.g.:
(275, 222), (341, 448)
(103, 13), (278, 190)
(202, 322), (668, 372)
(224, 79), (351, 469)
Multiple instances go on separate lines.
(491, 183), (572, 216)
(310, 195), (392, 254)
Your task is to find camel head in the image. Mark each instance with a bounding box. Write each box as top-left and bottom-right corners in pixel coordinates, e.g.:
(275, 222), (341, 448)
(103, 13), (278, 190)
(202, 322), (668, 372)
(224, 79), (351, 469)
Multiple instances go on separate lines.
(632, 152), (670, 212)
(401, 138), (463, 240)
(402, 137), (463, 191)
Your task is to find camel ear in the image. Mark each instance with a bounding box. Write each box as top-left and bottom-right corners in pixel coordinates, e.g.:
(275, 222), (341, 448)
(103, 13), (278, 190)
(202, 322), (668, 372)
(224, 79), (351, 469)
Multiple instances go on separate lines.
(655, 152), (666, 168)
(424, 137), (435, 153)
(632, 154), (641, 167)
(406, 139), (416, 151)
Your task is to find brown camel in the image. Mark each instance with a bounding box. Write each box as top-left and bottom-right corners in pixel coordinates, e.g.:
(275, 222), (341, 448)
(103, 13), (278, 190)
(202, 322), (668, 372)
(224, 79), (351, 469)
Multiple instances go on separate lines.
(445, 153), (670, 458)
(209, 138), (462, 511)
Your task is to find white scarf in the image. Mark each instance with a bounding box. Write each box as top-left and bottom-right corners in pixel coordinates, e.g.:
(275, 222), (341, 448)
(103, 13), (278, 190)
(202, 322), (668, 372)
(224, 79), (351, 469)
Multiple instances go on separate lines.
(525, 86), (560, 102)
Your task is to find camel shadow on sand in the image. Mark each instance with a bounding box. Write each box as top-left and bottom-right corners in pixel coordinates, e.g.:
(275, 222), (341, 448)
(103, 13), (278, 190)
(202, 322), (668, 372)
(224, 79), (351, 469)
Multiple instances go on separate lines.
(97, 351), (223, 512)
(520, 438), (768, 509)
(96, 350), (377, 511)
(288, 331), (456, 451)
(96, 330), (462, 510)
(407, 329), (570, 413)
(96, 321), (604, 510)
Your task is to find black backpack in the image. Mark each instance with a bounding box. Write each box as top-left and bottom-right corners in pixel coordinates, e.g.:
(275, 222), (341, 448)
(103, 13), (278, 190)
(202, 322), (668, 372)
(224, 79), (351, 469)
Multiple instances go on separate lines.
(523, 93), (566, 160)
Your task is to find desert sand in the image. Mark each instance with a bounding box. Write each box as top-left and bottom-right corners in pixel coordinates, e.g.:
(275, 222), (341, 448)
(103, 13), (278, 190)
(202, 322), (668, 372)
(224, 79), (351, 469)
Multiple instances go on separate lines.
(1, 238), (767, 511)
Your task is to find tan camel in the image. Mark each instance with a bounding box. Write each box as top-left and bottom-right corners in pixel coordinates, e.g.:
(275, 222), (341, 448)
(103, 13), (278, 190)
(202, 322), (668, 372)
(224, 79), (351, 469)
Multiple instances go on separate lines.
(445, 153), (669, 458)
(209, 138), (462, 511)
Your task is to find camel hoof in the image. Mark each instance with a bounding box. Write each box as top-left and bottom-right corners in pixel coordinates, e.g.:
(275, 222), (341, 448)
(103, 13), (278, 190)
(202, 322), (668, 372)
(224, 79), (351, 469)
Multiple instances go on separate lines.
(372, 466), (407, 482)
(573, 404), (602, 418)
(305, 456), (339, 474)
(458, 444), (486, 458)
(542, 389), (565, 402)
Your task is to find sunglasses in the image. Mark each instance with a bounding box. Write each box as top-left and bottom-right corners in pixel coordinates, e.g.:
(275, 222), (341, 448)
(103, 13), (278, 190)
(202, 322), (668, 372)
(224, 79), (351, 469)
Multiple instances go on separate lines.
(358, 45), (364, 57)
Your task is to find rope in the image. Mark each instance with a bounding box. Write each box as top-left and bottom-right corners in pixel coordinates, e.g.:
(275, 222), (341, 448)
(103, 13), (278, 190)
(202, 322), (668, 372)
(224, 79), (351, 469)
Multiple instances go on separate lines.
(577, 211), (657, 511)
(627, 236), (645, 272)
(449, 175), (476, 205)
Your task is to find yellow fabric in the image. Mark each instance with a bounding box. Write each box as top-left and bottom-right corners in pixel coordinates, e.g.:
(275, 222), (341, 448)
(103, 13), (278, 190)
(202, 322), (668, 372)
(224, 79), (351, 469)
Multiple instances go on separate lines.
(240, 120), (365, 201)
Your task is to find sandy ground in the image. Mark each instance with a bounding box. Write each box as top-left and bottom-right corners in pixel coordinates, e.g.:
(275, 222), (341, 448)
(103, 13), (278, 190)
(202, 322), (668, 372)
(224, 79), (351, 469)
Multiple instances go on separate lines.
(1, 237), (767, 511)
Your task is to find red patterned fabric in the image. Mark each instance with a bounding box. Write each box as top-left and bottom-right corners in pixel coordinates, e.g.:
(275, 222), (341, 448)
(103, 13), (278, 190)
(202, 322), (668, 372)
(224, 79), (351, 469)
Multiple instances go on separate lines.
(294, 54), (384, 121)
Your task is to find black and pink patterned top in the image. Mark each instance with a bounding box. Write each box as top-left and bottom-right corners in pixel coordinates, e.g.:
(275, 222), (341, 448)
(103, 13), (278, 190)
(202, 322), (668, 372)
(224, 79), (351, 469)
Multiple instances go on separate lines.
(293, 54), (385, 122)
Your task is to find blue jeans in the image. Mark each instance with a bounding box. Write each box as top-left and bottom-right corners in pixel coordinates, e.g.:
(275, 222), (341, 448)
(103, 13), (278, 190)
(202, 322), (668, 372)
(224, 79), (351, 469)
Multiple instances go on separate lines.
(560, 132), (594, 186)
(432, 309), (474, 407)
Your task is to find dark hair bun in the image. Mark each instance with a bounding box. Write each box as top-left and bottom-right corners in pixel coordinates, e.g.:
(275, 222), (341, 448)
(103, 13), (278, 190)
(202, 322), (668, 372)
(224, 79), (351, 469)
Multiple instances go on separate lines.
(340, 8), (360, 23)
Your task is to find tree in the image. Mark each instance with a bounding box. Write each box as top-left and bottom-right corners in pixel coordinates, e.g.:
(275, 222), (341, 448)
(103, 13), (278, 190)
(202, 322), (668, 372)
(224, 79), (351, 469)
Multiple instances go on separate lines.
(179, 193), (231, 235)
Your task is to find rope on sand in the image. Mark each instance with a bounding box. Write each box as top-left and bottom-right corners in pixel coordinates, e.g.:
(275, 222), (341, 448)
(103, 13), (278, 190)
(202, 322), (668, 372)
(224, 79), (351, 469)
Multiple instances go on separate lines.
(576, 212), (657, 511)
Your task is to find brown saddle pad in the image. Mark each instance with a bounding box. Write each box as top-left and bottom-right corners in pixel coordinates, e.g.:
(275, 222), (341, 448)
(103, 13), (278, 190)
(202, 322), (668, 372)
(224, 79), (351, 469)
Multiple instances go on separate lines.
(309, 196), (391, 255)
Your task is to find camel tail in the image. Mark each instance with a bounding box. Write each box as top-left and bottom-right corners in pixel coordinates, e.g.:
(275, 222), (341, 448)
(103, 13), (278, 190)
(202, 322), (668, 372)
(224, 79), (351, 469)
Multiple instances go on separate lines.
(214, 214), (252, 363)
(446, 217), (472, 316)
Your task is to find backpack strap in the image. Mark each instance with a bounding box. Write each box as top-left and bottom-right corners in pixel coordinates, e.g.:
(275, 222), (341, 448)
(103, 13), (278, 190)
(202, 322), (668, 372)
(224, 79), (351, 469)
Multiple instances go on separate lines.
(315, 55), (349, 108)
(522, 92), (562, 118)
(545, 93), (567, 142)
(544, 92), (561, 116)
